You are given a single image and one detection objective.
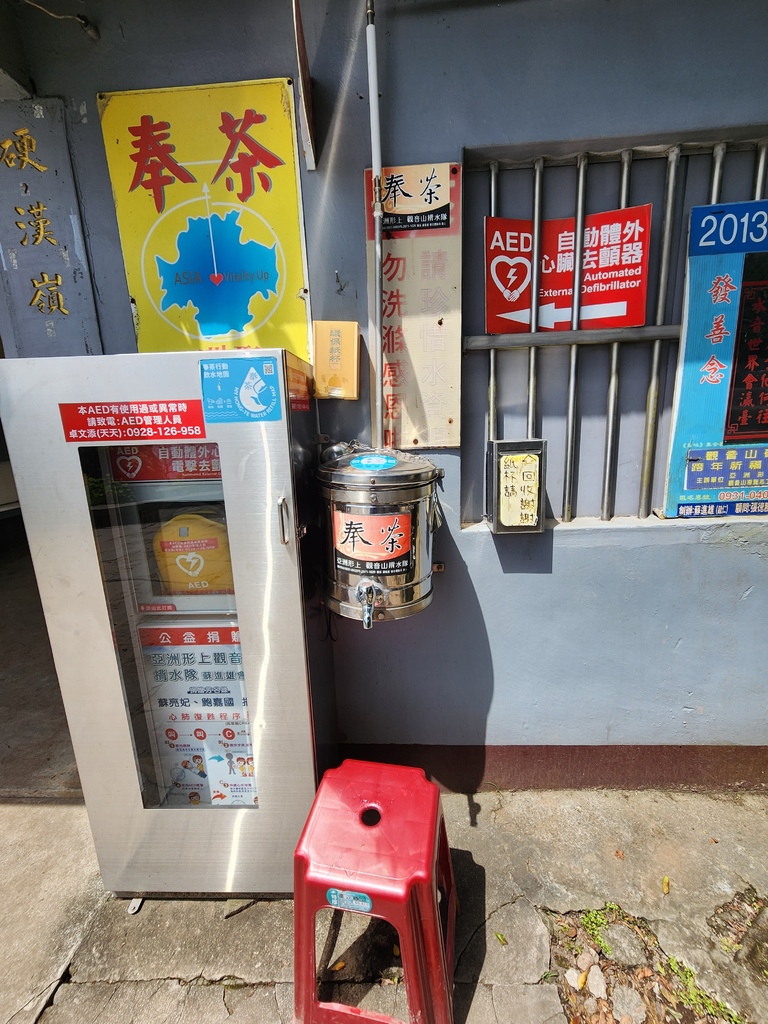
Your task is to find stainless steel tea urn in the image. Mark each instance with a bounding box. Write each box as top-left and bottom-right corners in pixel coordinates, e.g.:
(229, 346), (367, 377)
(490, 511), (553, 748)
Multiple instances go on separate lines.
(318, 446), (442, 628)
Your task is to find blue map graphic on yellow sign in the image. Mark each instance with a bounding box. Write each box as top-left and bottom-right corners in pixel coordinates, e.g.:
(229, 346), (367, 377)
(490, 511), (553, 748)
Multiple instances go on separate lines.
(156, 210), (279, 337)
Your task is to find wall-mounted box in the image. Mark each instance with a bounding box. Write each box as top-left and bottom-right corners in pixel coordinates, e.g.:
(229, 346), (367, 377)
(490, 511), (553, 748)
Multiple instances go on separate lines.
(486, 439), (547, 534)
(313, 321), (360, 400)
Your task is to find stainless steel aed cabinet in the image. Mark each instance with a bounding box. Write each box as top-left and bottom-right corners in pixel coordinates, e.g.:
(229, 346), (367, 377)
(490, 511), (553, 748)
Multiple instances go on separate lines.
(0, 350), (332, 896)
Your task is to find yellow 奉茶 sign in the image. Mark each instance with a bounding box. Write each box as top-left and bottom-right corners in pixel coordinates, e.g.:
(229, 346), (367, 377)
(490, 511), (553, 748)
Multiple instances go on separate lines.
(98, 80), (310, 357)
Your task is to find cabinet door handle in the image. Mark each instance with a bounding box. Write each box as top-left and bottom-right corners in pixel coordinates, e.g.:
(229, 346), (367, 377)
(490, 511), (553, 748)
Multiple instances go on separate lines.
(277, 496), (290, 545)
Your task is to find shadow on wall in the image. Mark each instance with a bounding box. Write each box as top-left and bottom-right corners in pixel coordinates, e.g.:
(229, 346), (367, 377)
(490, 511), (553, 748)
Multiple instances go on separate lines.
(491, 526), (554, 574)
(335, 515), (494, 827)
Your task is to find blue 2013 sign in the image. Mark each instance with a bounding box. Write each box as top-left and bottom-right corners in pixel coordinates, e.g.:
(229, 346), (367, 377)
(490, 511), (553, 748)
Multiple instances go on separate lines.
(689, 200), (768, 256)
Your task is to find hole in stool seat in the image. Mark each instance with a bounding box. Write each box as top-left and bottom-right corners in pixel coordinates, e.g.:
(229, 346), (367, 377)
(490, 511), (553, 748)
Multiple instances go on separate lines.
(360, 806), (381, 826)
(315, 908), (407, 1023)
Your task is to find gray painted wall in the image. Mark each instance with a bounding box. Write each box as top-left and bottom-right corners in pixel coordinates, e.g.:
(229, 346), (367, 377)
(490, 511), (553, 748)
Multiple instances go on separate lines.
(4, 0), (768, 750)
(0, 1), (30, 98)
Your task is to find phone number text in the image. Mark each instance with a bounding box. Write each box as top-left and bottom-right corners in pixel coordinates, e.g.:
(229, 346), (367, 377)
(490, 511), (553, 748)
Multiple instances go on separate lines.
(67, 425), (204, 442)
(718, 489), (768, 501)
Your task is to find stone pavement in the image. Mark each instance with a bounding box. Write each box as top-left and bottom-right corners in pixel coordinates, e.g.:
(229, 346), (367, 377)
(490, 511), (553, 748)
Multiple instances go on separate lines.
(2, 787), (768, 1024)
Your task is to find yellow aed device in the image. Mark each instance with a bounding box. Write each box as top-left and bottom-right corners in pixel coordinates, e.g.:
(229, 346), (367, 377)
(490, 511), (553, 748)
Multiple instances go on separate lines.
(153, 512), (235, 594)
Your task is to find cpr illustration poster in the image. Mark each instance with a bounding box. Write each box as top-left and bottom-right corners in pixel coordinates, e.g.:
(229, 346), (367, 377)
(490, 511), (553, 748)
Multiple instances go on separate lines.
(99, 80), (310, 358)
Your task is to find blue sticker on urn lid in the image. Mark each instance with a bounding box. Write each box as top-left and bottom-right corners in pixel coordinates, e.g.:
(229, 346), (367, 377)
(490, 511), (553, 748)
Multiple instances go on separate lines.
(350, 453), (398, 471)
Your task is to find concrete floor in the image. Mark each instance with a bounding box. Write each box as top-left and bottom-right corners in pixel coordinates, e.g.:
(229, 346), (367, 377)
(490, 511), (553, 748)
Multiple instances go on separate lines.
(2, 518), (768, 1024)
(0, 515), (98, 1024)
(0, 516), (80, 801)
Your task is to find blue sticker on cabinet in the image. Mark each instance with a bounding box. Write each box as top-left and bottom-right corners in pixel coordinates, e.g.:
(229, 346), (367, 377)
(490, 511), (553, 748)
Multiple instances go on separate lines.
(200, 357), (282, 423)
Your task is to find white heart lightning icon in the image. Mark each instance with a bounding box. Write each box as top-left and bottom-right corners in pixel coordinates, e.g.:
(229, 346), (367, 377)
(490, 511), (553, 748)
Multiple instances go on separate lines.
(490, 255), (532, 303)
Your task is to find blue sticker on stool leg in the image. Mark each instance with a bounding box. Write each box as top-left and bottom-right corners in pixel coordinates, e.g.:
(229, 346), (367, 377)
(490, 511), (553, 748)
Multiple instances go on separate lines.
(326, 888), (373, 913)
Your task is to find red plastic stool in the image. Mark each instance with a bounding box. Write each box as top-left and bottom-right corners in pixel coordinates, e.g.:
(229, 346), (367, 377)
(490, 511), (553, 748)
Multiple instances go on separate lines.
(294, 759), (457, 1024)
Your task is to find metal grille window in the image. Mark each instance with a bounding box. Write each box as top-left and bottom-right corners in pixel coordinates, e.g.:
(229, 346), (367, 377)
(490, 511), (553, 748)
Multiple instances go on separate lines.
(461, 129), (768, 525)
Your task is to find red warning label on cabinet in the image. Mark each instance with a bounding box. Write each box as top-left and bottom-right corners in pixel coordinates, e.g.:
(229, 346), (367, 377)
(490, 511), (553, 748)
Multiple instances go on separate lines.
(60, 399), (206, 442)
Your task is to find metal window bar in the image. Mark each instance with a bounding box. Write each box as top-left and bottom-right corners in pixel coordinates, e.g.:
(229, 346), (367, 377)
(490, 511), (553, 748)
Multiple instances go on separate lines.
(755, 140), (768, 199)
(527, 156), (544, 439)
(467, 135), (768, 523)
(562, 153), (588, 522)
(488, 161), (499, 443)
(637, 144), (680, 519)
(601, 149), (632, 520)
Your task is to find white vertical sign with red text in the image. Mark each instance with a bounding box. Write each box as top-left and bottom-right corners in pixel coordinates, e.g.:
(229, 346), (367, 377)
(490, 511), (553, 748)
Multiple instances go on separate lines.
(365, 163), (462, 449)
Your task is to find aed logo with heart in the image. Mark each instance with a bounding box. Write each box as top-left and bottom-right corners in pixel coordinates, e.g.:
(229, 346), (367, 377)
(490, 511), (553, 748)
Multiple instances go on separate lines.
(115, 454), (143, 478)
(175, 552), (204, 578)
(174, 552), (212, 589)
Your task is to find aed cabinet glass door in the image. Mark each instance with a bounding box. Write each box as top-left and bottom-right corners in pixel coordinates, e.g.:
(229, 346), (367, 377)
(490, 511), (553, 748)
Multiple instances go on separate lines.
(80, 442), (258, 810)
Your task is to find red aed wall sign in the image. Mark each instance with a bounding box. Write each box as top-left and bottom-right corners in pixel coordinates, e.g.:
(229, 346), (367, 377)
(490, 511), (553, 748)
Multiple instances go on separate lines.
(60, 399), (206, 442)
(485, 205), (651, 333)
(109, 443), (222, 481)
